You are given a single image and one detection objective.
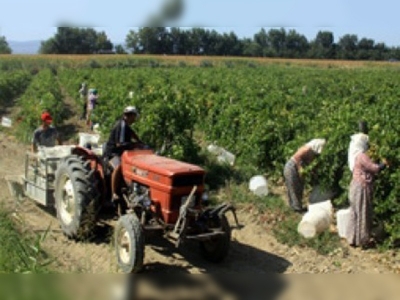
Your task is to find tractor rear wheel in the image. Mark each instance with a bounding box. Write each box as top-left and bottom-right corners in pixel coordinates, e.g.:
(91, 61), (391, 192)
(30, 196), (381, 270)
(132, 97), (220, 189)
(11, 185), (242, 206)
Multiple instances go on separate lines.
(199, 215), (231, 263)
(115, 214), (145, 273)
(54, 155), (99, 240)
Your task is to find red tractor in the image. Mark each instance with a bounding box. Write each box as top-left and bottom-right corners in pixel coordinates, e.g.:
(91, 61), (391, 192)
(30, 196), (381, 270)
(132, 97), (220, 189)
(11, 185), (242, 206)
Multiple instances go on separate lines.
(19, 142), (240, 273)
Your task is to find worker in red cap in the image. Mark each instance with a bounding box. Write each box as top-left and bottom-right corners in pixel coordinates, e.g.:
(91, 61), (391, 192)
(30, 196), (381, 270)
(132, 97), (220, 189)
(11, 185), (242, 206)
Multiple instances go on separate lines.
(31, 111), (61, 152)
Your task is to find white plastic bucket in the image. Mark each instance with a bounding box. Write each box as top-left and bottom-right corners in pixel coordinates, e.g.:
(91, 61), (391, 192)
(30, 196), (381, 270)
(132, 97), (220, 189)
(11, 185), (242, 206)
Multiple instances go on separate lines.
(92, 123), (100, 134)
(249, 175), (269, 196)
(217, 149), (235, 166)
(298, 219), (318, 238)
(1, 116), (12, 128)
(38, 145), (74, 159)
(79, 132), (100, 147)
(298, 200), (333, 239)
(308, 200), (333, 214)
(207, 144), (221, 155)
(336, 208), (351, 239)
(207, 144), (236, 166)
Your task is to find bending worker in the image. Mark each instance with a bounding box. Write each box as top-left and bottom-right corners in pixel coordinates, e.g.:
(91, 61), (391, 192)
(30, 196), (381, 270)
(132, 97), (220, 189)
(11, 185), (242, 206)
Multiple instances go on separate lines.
(283, 138), (326, 213)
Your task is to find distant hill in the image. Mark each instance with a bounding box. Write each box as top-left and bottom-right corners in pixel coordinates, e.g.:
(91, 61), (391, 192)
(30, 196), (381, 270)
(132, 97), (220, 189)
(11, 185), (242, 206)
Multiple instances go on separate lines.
(9, 40), (41, 54)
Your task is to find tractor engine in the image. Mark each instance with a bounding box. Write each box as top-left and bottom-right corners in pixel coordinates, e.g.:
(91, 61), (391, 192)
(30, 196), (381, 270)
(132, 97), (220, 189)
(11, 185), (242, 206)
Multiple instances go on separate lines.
(128, 182), (151, 209)
(120, 149), (206, 225)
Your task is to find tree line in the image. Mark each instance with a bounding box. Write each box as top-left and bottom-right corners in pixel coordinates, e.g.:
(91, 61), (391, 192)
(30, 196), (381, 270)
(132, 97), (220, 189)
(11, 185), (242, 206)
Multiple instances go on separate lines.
(1, 27), (400, 61)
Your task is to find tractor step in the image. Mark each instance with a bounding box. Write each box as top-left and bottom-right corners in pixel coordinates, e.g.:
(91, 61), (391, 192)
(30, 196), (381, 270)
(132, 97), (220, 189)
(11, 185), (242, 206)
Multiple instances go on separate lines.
(143, 224), (164, 232)
(168, 232), (179, 240)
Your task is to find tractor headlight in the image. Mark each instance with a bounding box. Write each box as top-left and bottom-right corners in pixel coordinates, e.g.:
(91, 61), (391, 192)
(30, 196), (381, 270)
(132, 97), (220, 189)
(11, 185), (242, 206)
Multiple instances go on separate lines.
(143, 196), (151, 208)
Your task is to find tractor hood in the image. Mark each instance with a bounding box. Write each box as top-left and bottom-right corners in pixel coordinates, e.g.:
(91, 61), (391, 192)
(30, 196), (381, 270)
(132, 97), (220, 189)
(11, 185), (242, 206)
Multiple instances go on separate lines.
(122, 150), (205, 177)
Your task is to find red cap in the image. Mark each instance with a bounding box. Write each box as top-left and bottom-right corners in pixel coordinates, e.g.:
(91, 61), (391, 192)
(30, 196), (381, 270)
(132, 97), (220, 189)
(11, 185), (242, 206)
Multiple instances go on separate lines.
(41, 112), (53, 124)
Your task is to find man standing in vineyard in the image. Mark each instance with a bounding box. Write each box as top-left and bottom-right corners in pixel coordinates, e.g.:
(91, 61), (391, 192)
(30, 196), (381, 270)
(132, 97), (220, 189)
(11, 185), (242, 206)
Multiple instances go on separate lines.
(283, 139), (326, 213)
(78, 82), (88, 120)
(103, 106), (145, 205)
(31, 111), (61, 152)
(86, 88), (98, 128)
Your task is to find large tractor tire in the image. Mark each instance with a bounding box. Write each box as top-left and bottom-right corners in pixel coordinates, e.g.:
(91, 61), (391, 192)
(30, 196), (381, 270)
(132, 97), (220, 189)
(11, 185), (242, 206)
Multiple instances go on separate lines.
(54, 155), (99, 240)
(114, 214), (145, 273)
(199, 215), (231, 263)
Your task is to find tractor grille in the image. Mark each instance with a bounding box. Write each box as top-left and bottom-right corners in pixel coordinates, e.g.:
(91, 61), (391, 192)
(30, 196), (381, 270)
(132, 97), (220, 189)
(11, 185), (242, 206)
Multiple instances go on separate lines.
(172, 174), (204, 187)
(171, 194), (201, 211)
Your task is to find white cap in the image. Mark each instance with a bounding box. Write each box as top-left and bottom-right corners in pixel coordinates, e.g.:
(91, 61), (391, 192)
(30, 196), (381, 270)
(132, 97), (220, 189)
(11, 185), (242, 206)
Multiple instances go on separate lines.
(123, 106), (139, 116)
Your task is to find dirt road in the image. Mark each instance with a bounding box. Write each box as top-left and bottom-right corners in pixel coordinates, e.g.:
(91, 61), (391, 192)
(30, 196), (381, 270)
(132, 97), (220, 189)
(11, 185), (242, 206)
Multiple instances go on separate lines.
(0, 131), (399, 276)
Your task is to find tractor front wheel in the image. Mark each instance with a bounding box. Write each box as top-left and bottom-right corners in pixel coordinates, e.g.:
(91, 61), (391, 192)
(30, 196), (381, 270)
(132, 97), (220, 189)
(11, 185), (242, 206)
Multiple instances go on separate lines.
(199, 215), (231, 263)
(115, 214), (145, 273)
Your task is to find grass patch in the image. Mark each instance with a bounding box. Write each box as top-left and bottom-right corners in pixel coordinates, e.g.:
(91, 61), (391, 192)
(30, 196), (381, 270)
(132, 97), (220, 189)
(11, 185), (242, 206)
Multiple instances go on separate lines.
(217, 180), (342, 255)
(0, 206), (52, 273)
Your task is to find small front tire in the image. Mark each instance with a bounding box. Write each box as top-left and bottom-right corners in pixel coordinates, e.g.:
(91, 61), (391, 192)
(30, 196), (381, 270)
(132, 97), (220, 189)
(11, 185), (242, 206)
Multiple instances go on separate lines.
(115, 214), (145, 273)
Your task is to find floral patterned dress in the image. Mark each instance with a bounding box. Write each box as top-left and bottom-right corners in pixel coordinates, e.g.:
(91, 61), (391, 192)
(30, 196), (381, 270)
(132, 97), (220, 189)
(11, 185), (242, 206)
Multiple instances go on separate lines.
(345, 152), (381, 247)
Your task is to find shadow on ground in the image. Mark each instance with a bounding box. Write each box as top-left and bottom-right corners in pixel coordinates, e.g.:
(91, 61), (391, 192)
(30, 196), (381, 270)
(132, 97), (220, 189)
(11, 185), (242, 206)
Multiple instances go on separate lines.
(145, 233), (291, 274)
(132, 231), (292, 299)
(127, 271), (288, 300)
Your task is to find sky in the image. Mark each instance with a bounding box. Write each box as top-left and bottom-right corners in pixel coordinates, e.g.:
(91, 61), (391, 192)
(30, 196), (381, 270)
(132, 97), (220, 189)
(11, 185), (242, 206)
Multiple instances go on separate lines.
(1, 0), (399, 47)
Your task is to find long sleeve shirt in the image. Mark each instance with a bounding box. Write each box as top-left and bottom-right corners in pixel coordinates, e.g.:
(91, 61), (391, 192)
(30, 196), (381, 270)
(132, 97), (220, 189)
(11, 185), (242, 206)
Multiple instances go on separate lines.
(352, 152), (380, 186)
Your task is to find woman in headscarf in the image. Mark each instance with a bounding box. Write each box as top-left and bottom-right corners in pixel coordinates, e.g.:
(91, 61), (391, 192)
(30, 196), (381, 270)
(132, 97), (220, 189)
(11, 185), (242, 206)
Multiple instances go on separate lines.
(348, 120), (369, 171)
(345, 133), (386, 248)
(283, 138), (326, 213)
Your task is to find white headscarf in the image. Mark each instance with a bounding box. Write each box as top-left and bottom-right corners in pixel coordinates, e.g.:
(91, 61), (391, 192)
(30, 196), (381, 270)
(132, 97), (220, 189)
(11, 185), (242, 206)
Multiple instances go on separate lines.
(306, 138), (326, 154)
(348, 133), (369, 172)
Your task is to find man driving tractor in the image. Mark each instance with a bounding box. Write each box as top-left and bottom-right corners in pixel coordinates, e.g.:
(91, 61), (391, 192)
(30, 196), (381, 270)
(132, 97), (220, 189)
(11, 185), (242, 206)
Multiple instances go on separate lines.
(19, 106), (236, 273)
(104, 106), (145, 205)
